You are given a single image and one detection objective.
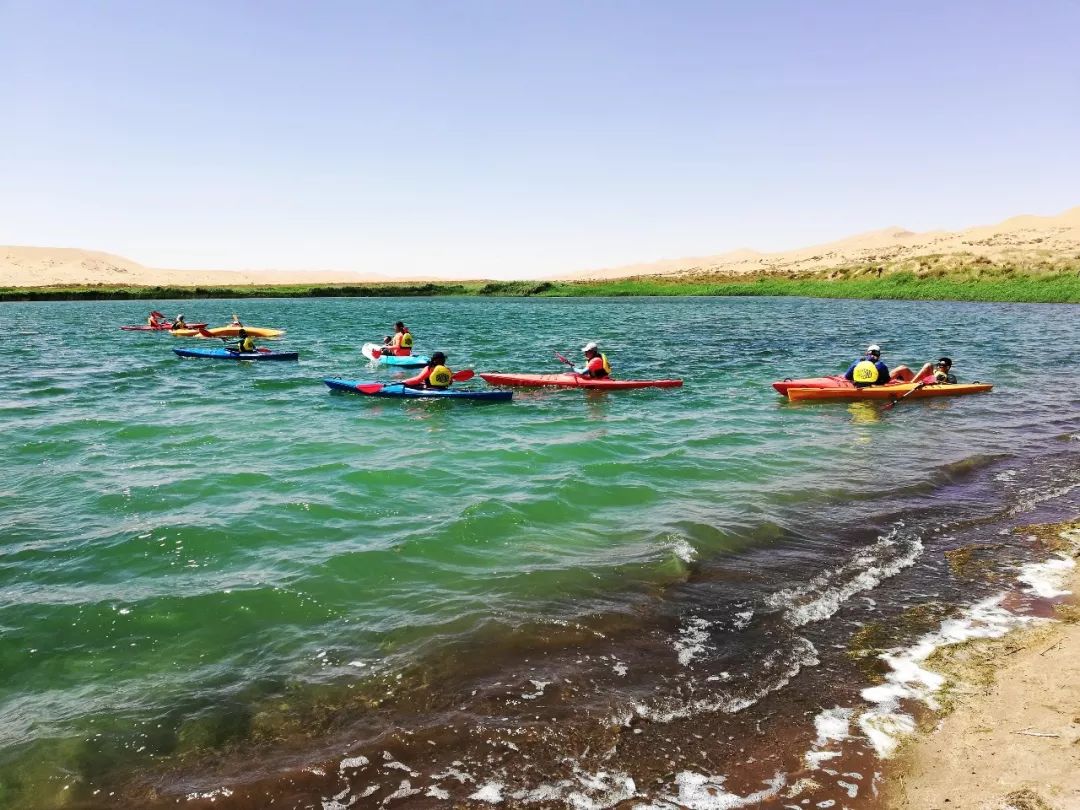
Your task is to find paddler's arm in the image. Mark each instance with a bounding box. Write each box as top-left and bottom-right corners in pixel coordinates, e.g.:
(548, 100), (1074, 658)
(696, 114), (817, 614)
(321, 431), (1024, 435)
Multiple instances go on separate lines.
(401, 368), (429, 388)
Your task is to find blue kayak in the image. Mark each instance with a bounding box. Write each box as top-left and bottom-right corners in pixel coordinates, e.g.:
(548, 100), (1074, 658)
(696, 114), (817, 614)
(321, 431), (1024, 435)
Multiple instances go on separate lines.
(324, 378), (512, 401)
(174, 348), (299, 361)
(361, 342), (430, 368)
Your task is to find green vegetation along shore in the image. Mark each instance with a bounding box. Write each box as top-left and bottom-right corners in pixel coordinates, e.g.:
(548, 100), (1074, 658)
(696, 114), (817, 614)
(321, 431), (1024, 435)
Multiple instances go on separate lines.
(3, 262), (1079, 304)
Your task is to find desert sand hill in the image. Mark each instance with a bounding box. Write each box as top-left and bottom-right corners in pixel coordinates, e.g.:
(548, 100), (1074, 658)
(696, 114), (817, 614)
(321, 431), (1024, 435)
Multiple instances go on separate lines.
(564, 206), (1080, 280)
(0, 246), (392, 288)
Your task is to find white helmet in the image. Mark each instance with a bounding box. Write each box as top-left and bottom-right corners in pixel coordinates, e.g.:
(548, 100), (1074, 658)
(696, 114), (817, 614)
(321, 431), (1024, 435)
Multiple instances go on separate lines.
(582, 341), (598, 353)
(866, 344), (881, 355)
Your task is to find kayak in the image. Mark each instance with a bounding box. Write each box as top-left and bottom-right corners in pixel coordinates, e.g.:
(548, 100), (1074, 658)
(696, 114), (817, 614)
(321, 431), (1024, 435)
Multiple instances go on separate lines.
(120, 322), (207, 331)
(479, 372), (683, 390)
(324, 378), (512, 401)
(172, 326), (284, 338)
(772, 375), (848, 395)
(772, 369), (916, 395)
(173, 348), (298, 361)
(786, 382), (993, 402)
(361, 342), (430, 368)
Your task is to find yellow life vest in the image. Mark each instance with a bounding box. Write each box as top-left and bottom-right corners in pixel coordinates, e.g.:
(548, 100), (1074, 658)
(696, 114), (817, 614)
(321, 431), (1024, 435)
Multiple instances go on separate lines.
(428, 364), (452, 388)
(852, 359), (880, 384)
(400, 331), (414, 348)
(600, 353), (611, 375)
(240, 337), (256, 352)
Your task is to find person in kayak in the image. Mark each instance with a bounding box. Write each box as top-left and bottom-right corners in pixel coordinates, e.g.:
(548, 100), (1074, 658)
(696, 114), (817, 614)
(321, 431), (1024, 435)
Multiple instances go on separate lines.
(226, 328), (258, 354)
(170, 314), (188, 331)
(230, 313), (243, 327)
(575, 342), (611, 379)
(910, 357), (958, 385)
(146, 310), (165, 327)
(382, 322), (414, 356)
(402, 352), (453, 389)
(844, 344), (890, 387)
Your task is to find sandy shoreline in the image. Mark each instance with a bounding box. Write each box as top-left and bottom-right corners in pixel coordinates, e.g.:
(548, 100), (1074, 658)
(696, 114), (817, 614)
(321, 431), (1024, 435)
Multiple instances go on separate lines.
(889, 521), (1080, 810)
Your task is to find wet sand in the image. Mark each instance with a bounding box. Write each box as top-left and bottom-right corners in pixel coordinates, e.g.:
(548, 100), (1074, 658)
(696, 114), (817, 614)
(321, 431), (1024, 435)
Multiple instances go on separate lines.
(890, 524), (1080, 810)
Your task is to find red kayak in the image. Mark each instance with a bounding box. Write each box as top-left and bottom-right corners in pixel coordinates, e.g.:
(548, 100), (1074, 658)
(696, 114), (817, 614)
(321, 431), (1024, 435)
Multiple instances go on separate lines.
(480, 372), (682, 390)
(772, 375), (848, 395)
(773, 368), (916, 396)
(120, 322), (207, 332)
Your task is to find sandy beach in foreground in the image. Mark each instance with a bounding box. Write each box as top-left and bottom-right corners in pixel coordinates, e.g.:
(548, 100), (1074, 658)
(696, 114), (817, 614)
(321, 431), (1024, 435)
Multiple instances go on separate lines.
(890, 522), (1080, 810)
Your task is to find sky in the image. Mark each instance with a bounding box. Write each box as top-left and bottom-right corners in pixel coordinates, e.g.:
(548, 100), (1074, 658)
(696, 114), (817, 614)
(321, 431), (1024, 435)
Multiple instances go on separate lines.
(2, 0), (1079, 279)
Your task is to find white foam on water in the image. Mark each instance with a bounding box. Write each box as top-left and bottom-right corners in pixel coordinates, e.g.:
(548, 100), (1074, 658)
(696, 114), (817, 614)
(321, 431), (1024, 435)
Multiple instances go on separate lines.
(857, 594), (1038, 757)
(185, 787), (233, 801)
(382, 779), (421, 803)
(468, 782), (505, 803)
(636, 637), (818, 723)
(675, 616), (713, 666)
(767, 527), (923, 627)
(338, 755), (368, 772)
(731, 610), (753, 630)
(666, 533), (698, 563)
(424, 785), (450, 799)
(521, 679), (550, 700)
(652, 771), (786, 810)
(567, 770), (637, 809)
(812, 707), (852, 746)
(1018, 553), (1076, 597)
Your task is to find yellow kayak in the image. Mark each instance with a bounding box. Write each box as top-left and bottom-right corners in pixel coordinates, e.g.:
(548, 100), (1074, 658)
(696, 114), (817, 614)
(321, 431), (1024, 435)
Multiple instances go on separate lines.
(787, 382), (993, 402)
(171, 325), (284, 338)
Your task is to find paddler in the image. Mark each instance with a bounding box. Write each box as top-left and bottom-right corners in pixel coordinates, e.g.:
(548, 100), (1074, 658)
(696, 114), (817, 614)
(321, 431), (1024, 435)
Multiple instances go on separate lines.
(910, 356), (958, 385)
(226, 328), (258, 354)
(170, 313), (188, 331)
(575, 342), (611, 379)
(844, 344), (890, 387)
(402, 351), (453, 389)
(146, 310), (165, 327)
(230, 313), (243, 327)
(382, 322), (414, 356)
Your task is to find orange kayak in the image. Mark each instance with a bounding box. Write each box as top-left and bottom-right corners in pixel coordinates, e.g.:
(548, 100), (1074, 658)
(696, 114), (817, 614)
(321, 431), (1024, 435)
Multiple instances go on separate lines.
(786, 382), (993, 402)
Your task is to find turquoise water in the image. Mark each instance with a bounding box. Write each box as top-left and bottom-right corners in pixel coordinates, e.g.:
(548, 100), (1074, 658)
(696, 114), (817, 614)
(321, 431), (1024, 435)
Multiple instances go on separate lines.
(1, 296), (1078, 808)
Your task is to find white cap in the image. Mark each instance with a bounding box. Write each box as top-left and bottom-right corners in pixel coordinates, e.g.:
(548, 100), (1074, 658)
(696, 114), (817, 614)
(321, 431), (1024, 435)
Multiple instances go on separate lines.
(866, 344), (881, 354)
(582, 341), (598, 353)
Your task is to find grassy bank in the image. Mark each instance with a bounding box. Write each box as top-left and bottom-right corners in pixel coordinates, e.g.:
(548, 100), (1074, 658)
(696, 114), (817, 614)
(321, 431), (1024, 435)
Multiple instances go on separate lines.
(3, 268), (1078, 303)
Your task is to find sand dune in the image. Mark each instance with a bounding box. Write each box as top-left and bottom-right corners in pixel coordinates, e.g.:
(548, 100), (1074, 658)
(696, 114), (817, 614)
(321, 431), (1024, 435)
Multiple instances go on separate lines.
(3, 206), (1078, 287)
(562, 205), (1080, 280)
(0, 246), (394, 288)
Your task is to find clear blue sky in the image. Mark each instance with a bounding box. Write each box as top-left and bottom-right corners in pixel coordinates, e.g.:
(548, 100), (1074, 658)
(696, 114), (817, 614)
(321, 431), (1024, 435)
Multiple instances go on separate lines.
(2, 0), (1078, 279)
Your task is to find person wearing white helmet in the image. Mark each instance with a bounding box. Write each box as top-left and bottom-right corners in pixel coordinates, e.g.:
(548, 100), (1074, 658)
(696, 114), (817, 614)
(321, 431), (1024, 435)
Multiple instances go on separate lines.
(844, 344), (890, 387)
(170, 313), (188, 331)
(575, 341), (611, 379)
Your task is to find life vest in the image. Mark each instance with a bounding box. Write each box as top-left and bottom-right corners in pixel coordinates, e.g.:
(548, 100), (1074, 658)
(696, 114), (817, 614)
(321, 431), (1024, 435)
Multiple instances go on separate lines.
(428, 364), (453, 388)
(239, 337), (256, 352)
(851, 360), (881, 385)
(586, 353), (611, 378)
(400, 331), (414, 349)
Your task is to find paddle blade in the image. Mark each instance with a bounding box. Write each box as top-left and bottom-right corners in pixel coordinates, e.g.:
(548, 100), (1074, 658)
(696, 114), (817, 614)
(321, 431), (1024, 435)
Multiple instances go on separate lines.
(355, 383), (384, 394)
(257, 347), (271, 353)
(369, 347), (382, 358)
(452, 369), (475, 381)
(555, 352), (573, 367)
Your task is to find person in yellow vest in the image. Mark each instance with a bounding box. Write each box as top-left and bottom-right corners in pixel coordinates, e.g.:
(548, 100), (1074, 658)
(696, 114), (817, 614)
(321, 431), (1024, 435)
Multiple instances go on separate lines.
(226, 328), (258, 354)
(844, 344), (889, 387)
(383, 322), (415, 356)
(575, 342), (611, 379)
(402, 352), (453, 389)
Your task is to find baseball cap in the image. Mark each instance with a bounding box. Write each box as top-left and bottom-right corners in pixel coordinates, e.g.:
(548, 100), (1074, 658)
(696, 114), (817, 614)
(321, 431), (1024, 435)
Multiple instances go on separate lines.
(582, 342), (598, 353)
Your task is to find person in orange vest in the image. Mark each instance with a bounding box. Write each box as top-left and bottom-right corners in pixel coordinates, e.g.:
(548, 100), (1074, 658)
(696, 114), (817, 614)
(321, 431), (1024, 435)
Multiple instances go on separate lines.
(575, 342), (611, 379)
(382, 322), (414, 356)
(402, 352), (453, 389)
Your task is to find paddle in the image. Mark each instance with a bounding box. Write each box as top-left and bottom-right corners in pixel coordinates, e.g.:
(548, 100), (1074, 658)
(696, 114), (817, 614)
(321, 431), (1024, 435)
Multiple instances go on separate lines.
(882, 381), (928, 411)
(555, 352), (577, 371)
(356, 370), (475, 394)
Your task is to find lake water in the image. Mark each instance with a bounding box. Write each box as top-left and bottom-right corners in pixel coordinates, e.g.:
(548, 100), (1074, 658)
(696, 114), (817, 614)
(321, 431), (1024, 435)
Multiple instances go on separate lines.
(1, 296), (1078, 809)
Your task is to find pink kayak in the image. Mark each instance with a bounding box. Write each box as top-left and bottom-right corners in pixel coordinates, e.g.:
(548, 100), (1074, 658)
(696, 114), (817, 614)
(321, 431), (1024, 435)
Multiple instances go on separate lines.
(479, 372), (682, 390)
